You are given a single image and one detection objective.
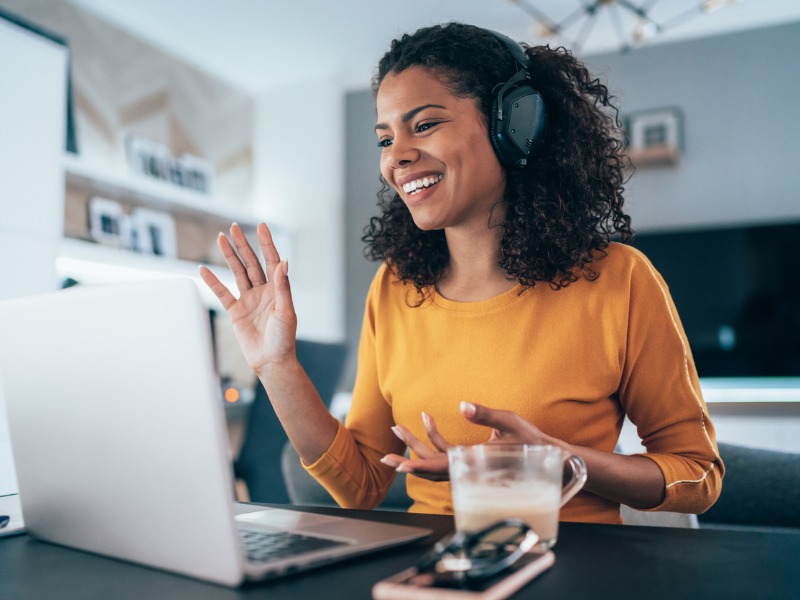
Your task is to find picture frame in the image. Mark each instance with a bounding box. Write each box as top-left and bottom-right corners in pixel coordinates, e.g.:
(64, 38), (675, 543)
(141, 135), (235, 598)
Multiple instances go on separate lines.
(88, 196), (129, 248)
(625, 107), (683, 166)
(129, 207), (177, 258)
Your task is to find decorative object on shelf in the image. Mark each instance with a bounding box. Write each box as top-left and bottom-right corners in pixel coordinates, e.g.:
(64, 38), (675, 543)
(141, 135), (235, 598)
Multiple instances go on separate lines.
(624, 107), (682, 167)
(507, 0), (744, 53)
(130, 207), (178, 258)
(177, 153), (213, 195)
(88, 196), (130, 248)
(125, 134), (213, 195)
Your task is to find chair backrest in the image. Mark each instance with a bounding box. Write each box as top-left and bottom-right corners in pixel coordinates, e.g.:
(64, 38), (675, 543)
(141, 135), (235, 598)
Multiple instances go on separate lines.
(281, 442), (412, 511)
(698, 442), (800, 530)
(234, 339), (348, 503)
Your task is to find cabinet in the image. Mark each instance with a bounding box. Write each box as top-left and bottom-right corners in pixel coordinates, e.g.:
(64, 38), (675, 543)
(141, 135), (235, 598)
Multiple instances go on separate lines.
(59, 154), (261, 308)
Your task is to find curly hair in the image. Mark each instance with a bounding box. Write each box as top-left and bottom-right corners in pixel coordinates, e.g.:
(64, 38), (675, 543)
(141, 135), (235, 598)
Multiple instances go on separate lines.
(362, 22), (633, 301)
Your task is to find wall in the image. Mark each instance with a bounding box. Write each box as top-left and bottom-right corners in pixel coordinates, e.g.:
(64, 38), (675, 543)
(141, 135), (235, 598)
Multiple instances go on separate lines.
(586, 20), (800, 233)
(252, 78), (346, 343)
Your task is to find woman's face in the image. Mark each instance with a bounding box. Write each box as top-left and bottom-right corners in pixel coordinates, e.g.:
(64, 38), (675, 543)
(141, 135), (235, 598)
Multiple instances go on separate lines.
(375, 66), (506, 232)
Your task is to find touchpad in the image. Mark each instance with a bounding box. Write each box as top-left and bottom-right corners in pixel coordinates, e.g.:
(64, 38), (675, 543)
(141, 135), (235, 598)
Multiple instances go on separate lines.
(235, 507), (340, 530)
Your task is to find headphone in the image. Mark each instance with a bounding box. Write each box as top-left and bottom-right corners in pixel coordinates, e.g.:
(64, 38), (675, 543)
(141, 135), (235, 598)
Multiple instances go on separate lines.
(484, 30), (547, 169)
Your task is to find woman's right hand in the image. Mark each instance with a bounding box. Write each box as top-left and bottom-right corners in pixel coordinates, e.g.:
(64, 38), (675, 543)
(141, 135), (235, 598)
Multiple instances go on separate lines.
(199, 222), (297, 375)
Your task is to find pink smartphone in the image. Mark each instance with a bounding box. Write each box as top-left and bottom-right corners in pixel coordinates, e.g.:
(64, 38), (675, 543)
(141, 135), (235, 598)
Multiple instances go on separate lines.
(372, 550), (555, 600)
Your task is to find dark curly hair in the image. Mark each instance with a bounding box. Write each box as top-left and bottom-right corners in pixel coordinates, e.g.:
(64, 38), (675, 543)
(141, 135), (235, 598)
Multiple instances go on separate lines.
(362, 22), (633, 301)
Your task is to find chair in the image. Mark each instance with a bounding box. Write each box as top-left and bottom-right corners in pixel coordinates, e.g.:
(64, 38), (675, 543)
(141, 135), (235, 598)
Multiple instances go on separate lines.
(233, 339), (348, 503)
(697, 442), (800, 531)
(280, 441), (412, 511)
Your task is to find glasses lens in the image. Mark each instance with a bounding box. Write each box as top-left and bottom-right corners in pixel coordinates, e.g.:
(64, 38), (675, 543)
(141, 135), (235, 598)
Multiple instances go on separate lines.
(418, 519), (538, 583)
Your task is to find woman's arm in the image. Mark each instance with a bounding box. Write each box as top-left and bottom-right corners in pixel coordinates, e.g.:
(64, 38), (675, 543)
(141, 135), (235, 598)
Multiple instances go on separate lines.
(199, 222), (338, 464)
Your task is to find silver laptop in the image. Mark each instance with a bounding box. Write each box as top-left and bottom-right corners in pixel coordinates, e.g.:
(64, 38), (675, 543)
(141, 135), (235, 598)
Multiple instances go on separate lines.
(0, 278), (429, 587)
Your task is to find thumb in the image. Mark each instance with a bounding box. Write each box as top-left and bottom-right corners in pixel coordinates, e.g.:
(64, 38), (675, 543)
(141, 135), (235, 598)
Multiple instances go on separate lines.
(460, 401), (521, 435)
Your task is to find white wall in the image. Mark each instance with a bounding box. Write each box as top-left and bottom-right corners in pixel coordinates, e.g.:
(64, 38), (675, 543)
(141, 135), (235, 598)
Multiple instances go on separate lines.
(252, 77), (346, 342)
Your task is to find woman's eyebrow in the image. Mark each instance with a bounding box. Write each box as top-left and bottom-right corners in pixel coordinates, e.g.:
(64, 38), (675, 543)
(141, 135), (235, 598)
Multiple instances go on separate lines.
(375, 103), (446, 131)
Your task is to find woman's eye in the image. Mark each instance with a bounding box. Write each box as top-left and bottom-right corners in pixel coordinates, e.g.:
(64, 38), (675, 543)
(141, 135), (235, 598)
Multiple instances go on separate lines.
(416, 122), (438, 133)
(377, 138), (393, 148)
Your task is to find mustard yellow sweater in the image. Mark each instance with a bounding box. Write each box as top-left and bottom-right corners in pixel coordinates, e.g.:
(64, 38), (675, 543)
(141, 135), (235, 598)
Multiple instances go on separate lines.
(306, 243), (723, 524)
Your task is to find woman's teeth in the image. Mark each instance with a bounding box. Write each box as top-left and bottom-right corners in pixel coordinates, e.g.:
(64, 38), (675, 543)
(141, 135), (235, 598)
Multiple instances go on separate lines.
(402, 174), (443, 195)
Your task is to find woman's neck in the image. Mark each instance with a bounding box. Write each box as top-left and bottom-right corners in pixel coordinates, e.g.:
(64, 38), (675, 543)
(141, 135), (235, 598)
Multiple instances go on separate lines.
(437, 226), (517, 302)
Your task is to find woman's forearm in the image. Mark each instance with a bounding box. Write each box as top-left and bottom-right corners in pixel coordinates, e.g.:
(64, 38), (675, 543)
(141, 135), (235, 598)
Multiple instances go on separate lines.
(256, 358), (340, 466)
(558, 441), (666, 509)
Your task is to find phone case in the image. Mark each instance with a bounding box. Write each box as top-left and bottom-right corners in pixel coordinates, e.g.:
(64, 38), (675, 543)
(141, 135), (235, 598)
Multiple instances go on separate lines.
(372, 550), (555, 600)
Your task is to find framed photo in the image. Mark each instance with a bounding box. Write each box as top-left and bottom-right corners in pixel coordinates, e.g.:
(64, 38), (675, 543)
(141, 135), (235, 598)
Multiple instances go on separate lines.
(88, 197), (129, 248)
(625, 107), (683, 166)
(125, 134), (172, 181)
(178, 153), (213, 195)
(130, 207), (177, 258)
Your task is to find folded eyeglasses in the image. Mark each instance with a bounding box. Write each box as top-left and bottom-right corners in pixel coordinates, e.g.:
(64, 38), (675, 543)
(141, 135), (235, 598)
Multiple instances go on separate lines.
(415, 519), (540, 585)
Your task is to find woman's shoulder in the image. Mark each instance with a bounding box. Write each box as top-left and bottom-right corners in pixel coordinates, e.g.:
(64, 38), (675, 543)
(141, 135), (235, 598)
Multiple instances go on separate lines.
(594, 242), (659, 277)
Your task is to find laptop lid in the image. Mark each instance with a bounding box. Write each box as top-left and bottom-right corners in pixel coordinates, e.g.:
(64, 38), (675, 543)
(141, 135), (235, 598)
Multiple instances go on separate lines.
(0, 279), (428, 586)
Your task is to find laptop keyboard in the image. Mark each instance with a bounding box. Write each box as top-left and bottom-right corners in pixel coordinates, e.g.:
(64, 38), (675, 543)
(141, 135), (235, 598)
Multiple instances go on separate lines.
(240, 528), (348, 562)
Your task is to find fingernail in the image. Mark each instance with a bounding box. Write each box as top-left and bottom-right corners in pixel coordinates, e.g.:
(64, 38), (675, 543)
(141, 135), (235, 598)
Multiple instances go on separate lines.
(396, 463), (412, 473)
(421, 412), (430, 429)
(460, 401), (476, 417)
(391, 426), (404, 442)
(379, 456), (391, 465)
(281, 260), (289, 276)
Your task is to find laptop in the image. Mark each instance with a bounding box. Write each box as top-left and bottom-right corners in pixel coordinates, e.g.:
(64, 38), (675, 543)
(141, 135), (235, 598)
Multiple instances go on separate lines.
(0, 278), (430, 587)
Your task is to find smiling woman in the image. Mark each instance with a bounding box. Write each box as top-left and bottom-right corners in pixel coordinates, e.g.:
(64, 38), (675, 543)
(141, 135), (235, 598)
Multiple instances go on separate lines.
(201, 22), (723, 528)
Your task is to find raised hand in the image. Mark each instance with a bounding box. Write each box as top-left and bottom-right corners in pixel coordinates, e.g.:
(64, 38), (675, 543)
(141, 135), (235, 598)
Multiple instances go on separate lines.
(199, 222), (297, 375)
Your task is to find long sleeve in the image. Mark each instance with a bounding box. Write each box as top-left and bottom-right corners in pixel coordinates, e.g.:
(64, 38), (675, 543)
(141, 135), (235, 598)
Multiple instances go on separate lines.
(619, 248), (724, 513)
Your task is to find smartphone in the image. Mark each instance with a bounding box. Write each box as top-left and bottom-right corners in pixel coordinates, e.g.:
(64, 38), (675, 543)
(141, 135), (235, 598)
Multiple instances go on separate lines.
(372, 550), (555, 600)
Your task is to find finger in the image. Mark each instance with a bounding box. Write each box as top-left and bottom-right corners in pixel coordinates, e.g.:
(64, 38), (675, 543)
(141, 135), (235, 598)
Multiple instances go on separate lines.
(379, 454), (406, 469)
(460, 401), (525, 436)
(256, 222), (281, 283)
(421, 412), (451, 453)
(198, 265), (237, 311)
(272, 260), (296, 318)
(230, 223), (267, 286)
(391, 425), (438, 459)
(395, 455), (450, 481)
(217, 232), (253, 292)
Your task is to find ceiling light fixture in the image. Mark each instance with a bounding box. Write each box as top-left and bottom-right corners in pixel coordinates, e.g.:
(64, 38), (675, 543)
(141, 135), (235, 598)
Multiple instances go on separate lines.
(507, 0), (744, 53)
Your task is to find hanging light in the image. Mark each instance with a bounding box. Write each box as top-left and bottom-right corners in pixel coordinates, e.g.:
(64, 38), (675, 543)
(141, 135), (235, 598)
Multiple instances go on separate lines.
(508, 0), (745, 53)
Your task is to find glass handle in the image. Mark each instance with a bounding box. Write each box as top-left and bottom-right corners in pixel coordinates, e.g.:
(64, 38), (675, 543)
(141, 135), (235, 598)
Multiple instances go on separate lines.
(560, 454), (588, 507)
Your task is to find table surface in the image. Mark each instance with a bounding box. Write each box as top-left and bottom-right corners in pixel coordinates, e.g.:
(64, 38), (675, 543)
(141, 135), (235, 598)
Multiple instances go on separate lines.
(1, 504), (798, 600)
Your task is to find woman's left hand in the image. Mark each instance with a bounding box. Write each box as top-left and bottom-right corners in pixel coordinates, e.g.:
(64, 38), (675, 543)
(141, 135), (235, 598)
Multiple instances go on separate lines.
(380, 401), (559, 481)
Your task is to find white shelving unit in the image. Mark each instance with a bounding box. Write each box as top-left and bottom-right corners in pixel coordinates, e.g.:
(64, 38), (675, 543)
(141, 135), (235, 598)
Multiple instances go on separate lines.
(59, 154), (263, 309)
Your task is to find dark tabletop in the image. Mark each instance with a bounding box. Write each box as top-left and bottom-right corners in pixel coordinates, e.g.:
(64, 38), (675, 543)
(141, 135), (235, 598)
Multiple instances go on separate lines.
(1, 504), (798, 599)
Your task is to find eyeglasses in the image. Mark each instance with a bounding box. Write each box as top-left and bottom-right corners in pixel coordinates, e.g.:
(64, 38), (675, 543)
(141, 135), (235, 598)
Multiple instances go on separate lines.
(415, 519), (540, 586)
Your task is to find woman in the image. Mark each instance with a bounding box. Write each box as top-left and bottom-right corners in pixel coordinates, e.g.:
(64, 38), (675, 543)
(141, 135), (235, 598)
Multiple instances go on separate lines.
(200, 23), (723, 525)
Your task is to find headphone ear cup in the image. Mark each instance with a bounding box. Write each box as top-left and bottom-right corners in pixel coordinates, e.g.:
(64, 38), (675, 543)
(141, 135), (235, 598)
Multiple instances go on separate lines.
(490, 83), (547, 169)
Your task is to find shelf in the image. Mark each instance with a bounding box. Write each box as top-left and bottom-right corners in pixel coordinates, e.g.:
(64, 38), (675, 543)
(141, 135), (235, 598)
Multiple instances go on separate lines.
(63, 153), (259, 226)
(700, 377), (800, 404)
(57, 237), (236, 309)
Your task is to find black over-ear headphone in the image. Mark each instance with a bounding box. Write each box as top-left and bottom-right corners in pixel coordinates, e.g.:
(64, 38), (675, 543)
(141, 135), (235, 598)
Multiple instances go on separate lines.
(484, 30), (547, 169)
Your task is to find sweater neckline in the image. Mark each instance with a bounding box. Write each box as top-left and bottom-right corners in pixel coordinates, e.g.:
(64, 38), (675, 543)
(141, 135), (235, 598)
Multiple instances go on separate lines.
(429, 282), (526, 312)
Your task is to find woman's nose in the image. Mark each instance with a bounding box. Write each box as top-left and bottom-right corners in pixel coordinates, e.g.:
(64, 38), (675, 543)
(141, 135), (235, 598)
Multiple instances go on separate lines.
(386, 135), (420, 168)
